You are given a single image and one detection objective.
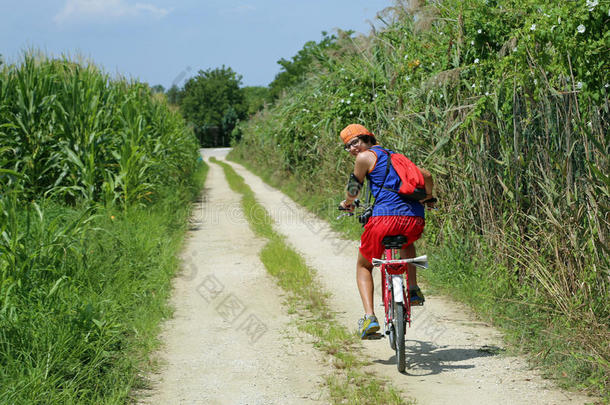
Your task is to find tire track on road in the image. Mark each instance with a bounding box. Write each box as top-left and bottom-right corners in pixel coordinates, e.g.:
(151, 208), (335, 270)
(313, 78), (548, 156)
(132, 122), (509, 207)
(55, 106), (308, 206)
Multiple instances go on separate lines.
(138, 155), (327, 404)
(226, 158), (594, 405)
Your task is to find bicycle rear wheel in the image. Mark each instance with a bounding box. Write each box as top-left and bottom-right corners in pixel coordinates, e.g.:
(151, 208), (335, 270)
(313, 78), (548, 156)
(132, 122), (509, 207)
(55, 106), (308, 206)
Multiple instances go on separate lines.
(394, 302), (406, 372)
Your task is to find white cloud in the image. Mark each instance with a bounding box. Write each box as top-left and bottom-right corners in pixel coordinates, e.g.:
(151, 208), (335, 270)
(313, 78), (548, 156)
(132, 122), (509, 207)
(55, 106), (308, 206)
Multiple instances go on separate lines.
(54, 0), (171, 24)
(219, 5), (256, 15)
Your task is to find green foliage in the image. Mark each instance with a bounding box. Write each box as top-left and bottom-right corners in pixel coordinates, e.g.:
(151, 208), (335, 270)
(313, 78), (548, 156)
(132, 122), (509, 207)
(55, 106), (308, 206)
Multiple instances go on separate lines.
(165, 84), (183, 105)
(0, 51), (206, 403)
(180, 66), (246, 147)
(151, 84), (165, 94)
(232, 0), (610, 395)
(242, 86), (271, 116)
(269, 31), (340, 99)
(0, 53), (200, 207)
(0, 162), (206, 403)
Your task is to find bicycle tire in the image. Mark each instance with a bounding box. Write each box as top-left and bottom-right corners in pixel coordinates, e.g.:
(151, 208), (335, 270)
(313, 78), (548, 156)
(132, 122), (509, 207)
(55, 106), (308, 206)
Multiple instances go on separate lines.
(388, 302), (396, 351)
(394, 301), (406, 372)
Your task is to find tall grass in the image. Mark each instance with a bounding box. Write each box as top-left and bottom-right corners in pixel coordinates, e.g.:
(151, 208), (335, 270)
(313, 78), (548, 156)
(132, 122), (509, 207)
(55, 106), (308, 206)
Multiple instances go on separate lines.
(0, 53), (199, 205)
(231, 0), (609, 395)
(0, 52), (205, 403)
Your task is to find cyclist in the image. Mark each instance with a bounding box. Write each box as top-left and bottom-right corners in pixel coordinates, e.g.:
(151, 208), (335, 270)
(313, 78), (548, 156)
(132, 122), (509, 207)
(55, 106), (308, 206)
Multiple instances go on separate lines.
(338, 124), (435, 338)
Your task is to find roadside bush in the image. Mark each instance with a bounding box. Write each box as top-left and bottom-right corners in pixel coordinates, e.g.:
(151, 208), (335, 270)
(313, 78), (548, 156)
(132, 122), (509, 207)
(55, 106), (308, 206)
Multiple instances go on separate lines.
(232, 0), (609, 395)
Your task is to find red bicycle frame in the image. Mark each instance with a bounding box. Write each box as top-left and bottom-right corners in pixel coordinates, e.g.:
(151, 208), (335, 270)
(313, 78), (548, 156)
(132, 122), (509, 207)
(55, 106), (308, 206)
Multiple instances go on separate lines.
(380, 247), (411, 330)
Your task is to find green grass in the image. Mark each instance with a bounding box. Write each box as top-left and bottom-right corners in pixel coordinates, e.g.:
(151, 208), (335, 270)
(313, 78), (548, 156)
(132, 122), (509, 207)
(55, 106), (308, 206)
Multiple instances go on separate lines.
(228, 0), (608, 398)
(227, 151), (609, 401)
(0, 161), (208, 404)
(211, 157), (410, 405)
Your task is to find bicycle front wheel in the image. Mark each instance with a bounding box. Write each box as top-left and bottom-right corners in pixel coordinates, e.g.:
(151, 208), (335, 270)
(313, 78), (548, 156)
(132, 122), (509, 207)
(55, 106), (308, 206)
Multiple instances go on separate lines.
(394, 302), (406, 372)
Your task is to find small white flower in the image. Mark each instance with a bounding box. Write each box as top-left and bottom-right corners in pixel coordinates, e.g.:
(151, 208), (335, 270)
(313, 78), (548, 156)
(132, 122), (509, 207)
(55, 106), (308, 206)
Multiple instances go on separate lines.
(349, 111), (353, 115)
(391, 117), (395, 121)
(605, 83), (609, 88)
(474, 58), (480, 64)
(346, 100), (351, 104)
(513, 47), (518, 52)
(439, 31), (444, 35)
(485, 91), (490, 96)
(374, 94), (378, 98)
(349, 93), (354, 97)
(470, 40), (475, 45)
(530, 24), (536, 31)
(587, 121), (593, 128)
(586, 0), (598, 11)
(340, 99), (344, 103)
(577, 24), (586, 34)
(404, 54), (409, 60)
(477, 29), (482, 34)
(471, 83), (476, 88)
(576, 81), (583, 89)
(440, 94), (444, 98)
(405, 76), (410, 81)
(431, 62), (435, 67)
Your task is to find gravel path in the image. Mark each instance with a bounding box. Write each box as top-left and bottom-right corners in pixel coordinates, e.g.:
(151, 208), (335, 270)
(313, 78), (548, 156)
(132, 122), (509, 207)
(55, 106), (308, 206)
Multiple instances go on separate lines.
(138, 151), (327, 404)
(139, 148), (596, 404)
(224, 156), (595, 405)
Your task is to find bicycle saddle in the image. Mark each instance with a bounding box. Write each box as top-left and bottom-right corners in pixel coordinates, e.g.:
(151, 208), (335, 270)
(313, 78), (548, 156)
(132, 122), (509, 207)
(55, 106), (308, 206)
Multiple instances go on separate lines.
(382, 235), (407, 249)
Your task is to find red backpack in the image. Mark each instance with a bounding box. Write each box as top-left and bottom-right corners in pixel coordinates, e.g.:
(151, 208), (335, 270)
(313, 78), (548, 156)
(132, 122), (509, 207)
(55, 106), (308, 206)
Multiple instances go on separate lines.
(375, 148), (426, 201)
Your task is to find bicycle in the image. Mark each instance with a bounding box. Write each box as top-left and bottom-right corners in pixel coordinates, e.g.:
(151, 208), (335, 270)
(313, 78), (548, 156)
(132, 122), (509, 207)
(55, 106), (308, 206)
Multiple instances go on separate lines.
(338, 199), (433, 372)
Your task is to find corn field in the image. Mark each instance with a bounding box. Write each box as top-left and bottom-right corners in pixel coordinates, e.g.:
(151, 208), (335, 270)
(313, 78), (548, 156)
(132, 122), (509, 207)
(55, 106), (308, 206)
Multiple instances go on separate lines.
(0, 53), (199, 205)
(0, 53), (202, 403)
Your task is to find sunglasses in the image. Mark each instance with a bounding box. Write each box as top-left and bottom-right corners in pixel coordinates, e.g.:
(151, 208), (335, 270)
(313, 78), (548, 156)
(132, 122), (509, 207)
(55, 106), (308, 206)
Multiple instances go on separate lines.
(344, 137), (361, 151)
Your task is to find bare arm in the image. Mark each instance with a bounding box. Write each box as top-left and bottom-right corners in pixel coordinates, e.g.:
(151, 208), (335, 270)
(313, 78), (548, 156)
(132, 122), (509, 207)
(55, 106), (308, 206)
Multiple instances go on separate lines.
(342, 151), (376, 209)
(419, 168), (436, 207)
(420, 168), (434, 197)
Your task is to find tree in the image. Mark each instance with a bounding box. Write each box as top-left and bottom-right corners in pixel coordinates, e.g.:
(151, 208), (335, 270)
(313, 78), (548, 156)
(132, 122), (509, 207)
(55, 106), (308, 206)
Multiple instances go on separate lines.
(166, 84), (183, 105)
(242, 86), (271, 116)
(151, 84), (165, 93)
(180, 66), (246, 147)
(269, 31), (339, 99)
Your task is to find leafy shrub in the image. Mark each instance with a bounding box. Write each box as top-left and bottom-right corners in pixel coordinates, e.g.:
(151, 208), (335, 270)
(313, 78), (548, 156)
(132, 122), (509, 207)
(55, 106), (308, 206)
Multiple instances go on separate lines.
(232, 0), (609, 394)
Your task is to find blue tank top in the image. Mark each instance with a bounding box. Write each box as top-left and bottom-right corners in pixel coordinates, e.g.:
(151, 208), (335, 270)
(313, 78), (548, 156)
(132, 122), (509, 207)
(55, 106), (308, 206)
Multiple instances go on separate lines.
(366, 146), (425, 218)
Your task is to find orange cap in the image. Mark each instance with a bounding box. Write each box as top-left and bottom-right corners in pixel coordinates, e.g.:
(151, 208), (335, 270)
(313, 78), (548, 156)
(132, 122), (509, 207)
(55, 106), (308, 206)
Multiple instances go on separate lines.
(340, 124), (373, 145)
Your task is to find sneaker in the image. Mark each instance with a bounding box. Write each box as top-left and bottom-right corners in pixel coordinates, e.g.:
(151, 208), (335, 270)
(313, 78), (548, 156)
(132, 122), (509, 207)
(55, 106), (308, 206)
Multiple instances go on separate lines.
(357, 314), (380, 338)
(410, 287), (425, 306)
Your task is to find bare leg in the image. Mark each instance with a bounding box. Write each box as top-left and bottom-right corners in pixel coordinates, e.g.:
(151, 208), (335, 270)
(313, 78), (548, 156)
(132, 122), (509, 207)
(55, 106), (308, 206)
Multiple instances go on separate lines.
(356, 252), (375, 315)
(400, 244), (417, 287)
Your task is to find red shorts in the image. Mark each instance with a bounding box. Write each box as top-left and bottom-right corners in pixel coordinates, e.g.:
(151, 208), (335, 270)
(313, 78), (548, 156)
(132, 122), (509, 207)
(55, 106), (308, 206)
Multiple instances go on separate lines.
(359, 216), (425, 263)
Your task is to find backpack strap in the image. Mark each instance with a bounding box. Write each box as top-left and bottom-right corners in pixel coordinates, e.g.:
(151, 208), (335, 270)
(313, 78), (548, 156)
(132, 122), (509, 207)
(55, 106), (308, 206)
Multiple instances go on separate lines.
(366, 146), (392, 208)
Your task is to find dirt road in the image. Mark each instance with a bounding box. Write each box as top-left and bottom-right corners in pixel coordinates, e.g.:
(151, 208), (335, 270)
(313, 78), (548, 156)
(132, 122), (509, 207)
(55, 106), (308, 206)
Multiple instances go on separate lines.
(138, 150), (327, 404)
(139, 149), (594, 404)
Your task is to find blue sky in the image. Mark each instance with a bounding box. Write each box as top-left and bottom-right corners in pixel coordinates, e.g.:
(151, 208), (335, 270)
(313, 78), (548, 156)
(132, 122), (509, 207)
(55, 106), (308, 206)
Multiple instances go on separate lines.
(1, 0), (392, 88)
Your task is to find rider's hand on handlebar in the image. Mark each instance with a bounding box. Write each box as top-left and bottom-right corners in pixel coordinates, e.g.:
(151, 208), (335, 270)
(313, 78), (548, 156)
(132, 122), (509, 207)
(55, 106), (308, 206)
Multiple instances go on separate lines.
(420, 195), (437, 210)
(339, 199), (356, 212)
